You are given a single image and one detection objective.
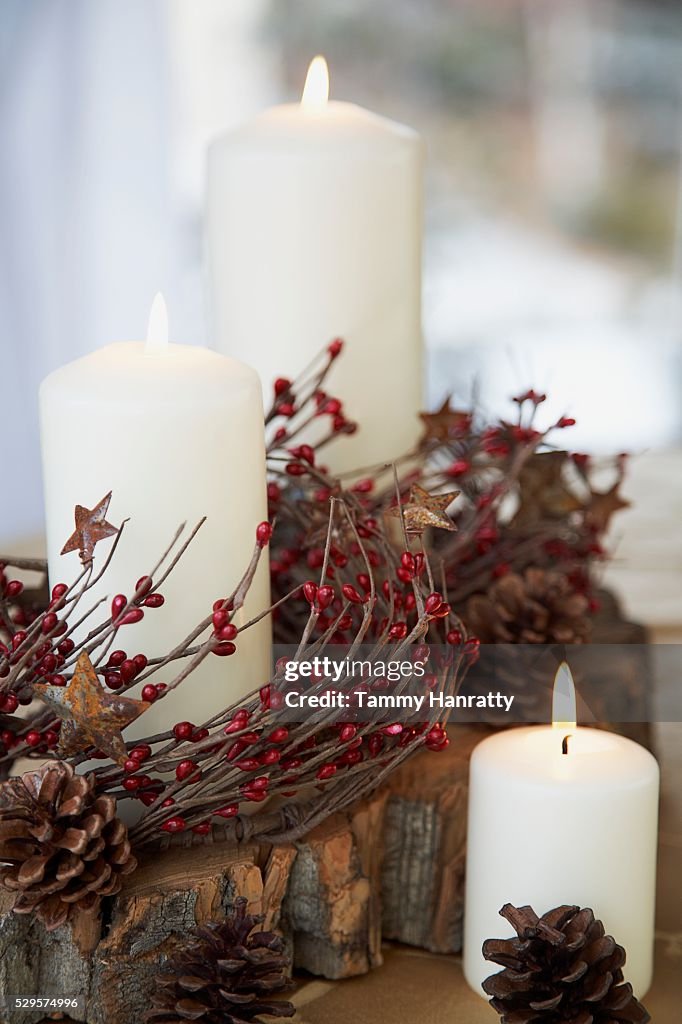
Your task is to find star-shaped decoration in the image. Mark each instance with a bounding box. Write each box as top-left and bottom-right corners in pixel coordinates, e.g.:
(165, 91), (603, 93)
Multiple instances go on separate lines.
(61, 491), (118, 565)
(419, 397), (472, 445)
(586, 483), (630, 534)
(33, 652), (149, 766)
(513, 452), (583, 527)
(387, 485), (459, 536)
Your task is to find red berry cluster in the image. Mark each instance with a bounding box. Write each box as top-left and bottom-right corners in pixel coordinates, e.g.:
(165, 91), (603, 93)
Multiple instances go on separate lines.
(0, 577), (81, 756)
(153, 700), (452, 835)
(109, 575), (165, 630)
(266, 339), (357, 457)
(103, 650), (149, 690)
(211, 597), (238, 657)
(0, 348), (627, 846)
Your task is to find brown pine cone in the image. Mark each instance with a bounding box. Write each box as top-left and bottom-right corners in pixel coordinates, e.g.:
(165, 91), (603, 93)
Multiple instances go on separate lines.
(483, 903), (650, 1023)
(464, 568), (591, 645)
(0, 761), (136, 931)
(146, 897), (295, 1024)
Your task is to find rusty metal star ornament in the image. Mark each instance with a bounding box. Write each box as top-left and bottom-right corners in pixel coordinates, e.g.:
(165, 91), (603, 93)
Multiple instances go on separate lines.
(586, 483), (630, 533)
(61, 491), (118, 565)
(33, 652), (149, 766)
(387, 485), (459, 536)
(419, 397), (472, 445)
(513, 452), (583, 527)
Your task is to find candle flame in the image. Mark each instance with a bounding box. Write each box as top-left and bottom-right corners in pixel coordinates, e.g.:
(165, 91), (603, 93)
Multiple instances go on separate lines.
(145, 292), (168, 352)
(552, 661), (577, 733)
(301, 55), (329, 111)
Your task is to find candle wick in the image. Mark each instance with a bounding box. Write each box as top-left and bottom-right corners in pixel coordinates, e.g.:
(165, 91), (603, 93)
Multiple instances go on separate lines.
(562, 734), (571, 755)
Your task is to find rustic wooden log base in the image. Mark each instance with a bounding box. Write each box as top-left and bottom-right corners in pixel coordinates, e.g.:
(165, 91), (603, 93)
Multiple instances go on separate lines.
(0, 591), (656, 1021)
(283, 791), (386, 979)
(0, 796), (386, 1022)
(0, 841), (295, 1024)
(588, 588), (653, 751)
(381, 724), (493, 954)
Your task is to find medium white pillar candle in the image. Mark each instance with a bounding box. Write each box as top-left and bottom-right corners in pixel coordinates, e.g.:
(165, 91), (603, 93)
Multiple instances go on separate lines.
(39, 295), (271, 739)
(463, 722), (659, 999)
(206, 56), (423, 475)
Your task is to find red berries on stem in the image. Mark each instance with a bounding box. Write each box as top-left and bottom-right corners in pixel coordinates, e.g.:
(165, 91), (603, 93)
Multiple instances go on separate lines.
(176, 760), (200, 782)
(41, 612), (58, 635)
(161, 817), (186, 834)
(118, 608), (144, 626)
(211, 609), (230, 631)
(317, 585), (335, 609)
(256, 522), (273, 548)
(447, 459), (470, 478)
(214, 803), (239, 819)
(341, 583), (365, 605)
(50, 583), (68, 606)
(213, 640), (236, 657)
(425, 726), (448, 751)
(135, 576), (154, 597)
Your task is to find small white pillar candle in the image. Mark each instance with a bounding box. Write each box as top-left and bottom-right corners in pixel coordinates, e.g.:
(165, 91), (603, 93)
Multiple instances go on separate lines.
(39, 295), (271, 738)
(464, 668), (659, 999)
(206, 56), (424, 474)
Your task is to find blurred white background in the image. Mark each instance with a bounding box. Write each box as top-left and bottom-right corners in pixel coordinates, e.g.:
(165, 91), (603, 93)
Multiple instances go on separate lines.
(2, 0), (682, 624)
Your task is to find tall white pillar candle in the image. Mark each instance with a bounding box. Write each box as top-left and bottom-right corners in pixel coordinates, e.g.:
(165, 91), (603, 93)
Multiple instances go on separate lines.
(463, 721), (659, 999)
(206, 57), (423, 475)
(39, 295), (271, 738)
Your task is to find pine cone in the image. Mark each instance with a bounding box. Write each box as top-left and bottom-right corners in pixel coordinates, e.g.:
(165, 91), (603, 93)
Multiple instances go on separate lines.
(464, 569), (590, 645)
(483, 903), (650, 1023)
(146, 897), (295, 1024)
(0, 761), (136, 931)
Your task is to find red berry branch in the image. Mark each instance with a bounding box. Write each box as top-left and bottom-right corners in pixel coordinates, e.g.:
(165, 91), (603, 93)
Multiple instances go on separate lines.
(264, 360), (627, 650)
(0, 343), (629, 851)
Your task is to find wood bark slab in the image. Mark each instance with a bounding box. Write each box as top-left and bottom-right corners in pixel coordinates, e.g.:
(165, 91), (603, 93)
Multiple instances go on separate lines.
(282, 790), (387, 980)
(381, 725), (492, 954)
(587, 588), (653, 751)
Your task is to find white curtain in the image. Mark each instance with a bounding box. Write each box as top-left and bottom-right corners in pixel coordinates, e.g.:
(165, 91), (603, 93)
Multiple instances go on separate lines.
(0, 0), (172, 543)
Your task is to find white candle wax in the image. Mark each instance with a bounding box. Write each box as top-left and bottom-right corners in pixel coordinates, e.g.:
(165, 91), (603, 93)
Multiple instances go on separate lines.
(463, 726), (659, 999)
(39, 297), (271, 739)
(206, 57), (423, 475)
